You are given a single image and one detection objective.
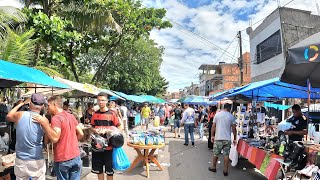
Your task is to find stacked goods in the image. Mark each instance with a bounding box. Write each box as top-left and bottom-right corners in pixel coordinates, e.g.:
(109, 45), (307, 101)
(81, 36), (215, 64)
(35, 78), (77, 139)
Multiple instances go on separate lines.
(129, 130), (165, 146)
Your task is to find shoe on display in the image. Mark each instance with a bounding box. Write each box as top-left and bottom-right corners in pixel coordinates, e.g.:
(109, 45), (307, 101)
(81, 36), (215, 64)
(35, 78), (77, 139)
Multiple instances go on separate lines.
(307, 166), (319, 177)
(300, 165), (315, 175)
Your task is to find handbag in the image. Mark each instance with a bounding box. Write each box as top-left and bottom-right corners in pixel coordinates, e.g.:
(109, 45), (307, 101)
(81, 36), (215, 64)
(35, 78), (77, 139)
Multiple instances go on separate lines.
(112, 147), (131, 171)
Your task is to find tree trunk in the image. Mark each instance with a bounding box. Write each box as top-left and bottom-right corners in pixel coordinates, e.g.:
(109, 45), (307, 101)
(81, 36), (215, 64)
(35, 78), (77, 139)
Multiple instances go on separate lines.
(68, 42), (80, 82)
(90, 35), (123, 83)
(33, 43), (40, 66)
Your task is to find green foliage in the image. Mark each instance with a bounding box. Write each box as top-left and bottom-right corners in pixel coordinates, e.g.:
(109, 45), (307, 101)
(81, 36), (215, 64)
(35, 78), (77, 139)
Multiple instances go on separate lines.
(91, 38), (168, 95)
(1, 0), (171, 95)
(0, 6), (26, 37)
(0, 27), (37, 64)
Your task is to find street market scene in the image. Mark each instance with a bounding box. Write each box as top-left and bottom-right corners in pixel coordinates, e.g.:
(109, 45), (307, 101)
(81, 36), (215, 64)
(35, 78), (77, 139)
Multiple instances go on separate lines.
(3, 0), (320, 180)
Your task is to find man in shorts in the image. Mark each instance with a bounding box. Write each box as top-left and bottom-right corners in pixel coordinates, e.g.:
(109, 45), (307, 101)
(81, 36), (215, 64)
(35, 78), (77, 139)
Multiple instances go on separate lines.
(7, 94), (47, 180)
(91, 93), (120, 180)
(208, 103), (236, 176)
(141, 103), (151, 130)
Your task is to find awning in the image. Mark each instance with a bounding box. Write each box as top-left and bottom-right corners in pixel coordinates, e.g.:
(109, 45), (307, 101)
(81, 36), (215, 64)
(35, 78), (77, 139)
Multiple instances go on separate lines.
(0, 60), (69, 88)
(264, 102), (291, 111)
(216, 78), (320, 100)
(99, 89), (125, 100)
(114, 92), (146, 103)
(140, 95), (165, 103)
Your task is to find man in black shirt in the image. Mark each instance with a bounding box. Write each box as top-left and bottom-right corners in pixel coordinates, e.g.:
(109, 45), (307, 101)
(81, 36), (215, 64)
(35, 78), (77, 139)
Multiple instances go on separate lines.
(173, 103), (182, 138)
(285, 104), (307, 141)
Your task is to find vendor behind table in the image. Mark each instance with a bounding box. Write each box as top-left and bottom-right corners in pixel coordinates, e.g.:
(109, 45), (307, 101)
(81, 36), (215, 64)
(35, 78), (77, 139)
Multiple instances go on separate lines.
(285, 104), (307, 142)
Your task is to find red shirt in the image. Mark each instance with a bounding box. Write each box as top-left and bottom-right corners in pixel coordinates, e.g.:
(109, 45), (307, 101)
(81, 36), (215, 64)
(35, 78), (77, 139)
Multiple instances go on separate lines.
(51, 111), (80, 162)
(91, 110), (120, 150)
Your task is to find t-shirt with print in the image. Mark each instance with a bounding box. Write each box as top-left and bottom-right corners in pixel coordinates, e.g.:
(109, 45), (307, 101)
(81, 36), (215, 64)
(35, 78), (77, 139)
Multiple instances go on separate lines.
(213, 111), (236, 141)
(51, 111), (80, 162)
(91, 109), (120, 150)
(286, 115), (307, 141)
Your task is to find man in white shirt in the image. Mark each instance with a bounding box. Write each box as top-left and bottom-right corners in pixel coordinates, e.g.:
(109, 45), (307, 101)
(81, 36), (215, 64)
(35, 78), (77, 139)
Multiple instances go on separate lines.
(181, 104), (196, 147)
(209, 103), (236, 176)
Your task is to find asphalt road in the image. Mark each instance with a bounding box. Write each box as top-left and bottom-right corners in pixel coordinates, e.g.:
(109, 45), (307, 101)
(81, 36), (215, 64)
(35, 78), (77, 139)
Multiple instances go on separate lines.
(83, 127), (267, 180)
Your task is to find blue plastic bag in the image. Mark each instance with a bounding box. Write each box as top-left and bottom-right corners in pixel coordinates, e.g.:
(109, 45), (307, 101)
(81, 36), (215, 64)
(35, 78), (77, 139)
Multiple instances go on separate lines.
(112, 147), (131, 171)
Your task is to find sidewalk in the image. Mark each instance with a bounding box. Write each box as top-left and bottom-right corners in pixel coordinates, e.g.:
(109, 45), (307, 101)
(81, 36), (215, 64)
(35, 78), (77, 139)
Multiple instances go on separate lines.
(82, 126), (266, 180)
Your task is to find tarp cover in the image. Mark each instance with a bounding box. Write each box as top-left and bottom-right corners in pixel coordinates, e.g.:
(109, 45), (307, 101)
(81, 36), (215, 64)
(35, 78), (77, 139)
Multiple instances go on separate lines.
(281, 32), (320, 87)
(0, 60), (69, 88)
(215, 78), (320, 100)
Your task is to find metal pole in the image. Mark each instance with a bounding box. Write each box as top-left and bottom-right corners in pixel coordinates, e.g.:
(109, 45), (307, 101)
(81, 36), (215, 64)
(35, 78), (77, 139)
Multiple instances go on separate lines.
(307, 79), (311, 141)
(238, 31), (244, 85)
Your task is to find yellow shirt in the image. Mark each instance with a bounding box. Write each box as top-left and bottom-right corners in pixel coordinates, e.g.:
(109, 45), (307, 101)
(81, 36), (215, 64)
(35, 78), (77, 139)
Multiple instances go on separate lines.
(141, 107), (151, 118)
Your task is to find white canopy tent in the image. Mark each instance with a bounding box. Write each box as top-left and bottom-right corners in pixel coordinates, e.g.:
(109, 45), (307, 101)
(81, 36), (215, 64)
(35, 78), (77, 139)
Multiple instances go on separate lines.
(22, 77), (124, 100)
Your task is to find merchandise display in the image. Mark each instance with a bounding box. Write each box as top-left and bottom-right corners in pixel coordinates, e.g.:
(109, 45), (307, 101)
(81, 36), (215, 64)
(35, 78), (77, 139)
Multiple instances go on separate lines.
(129, 130), (165, 146)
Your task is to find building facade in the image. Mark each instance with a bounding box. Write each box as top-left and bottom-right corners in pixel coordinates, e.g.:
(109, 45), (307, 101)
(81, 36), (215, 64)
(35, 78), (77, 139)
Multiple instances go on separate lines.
(249, 7), (320, 82)
(198, 53), (251, 96)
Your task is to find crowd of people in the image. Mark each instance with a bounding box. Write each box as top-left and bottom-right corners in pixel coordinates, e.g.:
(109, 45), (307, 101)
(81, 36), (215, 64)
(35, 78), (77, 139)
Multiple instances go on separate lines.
(4, 91), (245, 179)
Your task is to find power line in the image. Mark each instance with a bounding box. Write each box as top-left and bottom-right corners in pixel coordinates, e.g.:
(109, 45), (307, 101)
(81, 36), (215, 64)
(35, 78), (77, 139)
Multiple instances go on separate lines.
(283, 0), (296, 7)
(167, 19), (238, 60)
(215, 34), (238, 63)
(140, 2), (237, 61)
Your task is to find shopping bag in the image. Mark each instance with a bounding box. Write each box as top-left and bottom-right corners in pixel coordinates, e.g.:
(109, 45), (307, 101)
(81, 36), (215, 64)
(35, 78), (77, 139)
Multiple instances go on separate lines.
(229, 144), (238, 167)
(154, 116), (160, 127)
(112, 147), (131, 171)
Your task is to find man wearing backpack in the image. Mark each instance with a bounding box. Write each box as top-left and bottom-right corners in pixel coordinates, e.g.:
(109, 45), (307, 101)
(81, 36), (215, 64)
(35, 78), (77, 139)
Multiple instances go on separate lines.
(172, 103), (182, 138)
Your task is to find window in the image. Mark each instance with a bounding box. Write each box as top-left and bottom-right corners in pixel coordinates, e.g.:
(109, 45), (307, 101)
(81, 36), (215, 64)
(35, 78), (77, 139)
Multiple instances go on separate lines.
(256, 30), (282, 64)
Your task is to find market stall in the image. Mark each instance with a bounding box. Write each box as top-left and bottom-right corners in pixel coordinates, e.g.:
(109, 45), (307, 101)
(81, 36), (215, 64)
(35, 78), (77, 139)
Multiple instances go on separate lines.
(0, 60), (70, 179)
(127, 128), (166, 178)
(209, 77), (320, 179)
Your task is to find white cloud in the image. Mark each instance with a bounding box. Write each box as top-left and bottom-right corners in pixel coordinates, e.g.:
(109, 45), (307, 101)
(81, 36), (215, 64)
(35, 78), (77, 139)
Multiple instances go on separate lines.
(142, 0), (320, 93)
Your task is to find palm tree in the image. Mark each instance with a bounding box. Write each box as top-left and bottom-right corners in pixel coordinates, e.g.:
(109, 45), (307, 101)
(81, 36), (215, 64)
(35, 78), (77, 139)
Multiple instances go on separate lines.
(0, 27), (37, 64)
(57, 0), (122, 34)
(0, 6), (26, 37)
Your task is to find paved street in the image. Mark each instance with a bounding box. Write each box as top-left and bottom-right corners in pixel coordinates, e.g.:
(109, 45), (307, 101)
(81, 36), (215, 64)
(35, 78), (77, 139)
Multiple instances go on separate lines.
(83, 127), (267, 180)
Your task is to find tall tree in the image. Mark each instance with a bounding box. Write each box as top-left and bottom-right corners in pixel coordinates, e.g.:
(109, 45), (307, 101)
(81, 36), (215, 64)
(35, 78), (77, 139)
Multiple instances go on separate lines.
(86, 38), (168, 95)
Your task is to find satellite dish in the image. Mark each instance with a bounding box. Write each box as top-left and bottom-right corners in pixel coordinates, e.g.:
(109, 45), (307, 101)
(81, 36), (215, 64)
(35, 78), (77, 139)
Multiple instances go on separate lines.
(246, 27), (253, 35)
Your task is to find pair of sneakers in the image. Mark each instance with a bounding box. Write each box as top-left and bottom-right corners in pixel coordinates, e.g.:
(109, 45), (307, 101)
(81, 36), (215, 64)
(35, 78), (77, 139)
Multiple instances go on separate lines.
(184, 142), (196, 147)
(300, 165), (319, 177)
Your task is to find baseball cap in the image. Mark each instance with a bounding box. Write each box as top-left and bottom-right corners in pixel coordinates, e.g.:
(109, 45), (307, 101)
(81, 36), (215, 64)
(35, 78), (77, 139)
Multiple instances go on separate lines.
(31, 93), (47, 105)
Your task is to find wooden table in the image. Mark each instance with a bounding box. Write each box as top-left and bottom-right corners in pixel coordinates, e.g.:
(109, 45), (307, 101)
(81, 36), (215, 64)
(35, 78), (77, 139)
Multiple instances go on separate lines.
(127, 143), (165, 178)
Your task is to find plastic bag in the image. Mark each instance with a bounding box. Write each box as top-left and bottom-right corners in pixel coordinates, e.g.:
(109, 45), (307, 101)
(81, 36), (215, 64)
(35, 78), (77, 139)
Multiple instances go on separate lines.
(229, 144), (238, 167)
(112, 147), (131, 171)
(229, 133), (238, 167)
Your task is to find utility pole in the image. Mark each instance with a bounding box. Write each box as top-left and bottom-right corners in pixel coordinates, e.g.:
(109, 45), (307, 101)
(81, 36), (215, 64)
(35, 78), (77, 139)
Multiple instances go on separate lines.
(238, 31), (244, 85)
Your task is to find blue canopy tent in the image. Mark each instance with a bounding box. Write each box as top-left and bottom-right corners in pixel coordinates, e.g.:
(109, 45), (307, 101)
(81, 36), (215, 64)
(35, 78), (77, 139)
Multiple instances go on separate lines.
(210, 85), (248, 101)
(113, 91), (146, 103)
(264, 102), (292, 111)
(184, 96), (217, 105)
(0, 60), (68, 88)
(214, 78), (320, 100)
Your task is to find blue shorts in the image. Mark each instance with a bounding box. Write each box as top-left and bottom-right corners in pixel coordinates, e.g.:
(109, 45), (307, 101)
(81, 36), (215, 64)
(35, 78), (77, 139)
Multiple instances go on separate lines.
(174, 119), (180, 128)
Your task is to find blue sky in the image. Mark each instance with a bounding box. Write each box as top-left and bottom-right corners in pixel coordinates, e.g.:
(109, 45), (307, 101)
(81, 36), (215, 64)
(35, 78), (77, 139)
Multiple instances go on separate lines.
(1, 0), (319, 93)
(142, 0), (319, 92)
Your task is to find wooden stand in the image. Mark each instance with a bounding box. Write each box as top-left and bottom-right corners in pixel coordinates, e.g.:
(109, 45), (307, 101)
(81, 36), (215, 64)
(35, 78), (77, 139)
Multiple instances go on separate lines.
(127, 143), (165, 178)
